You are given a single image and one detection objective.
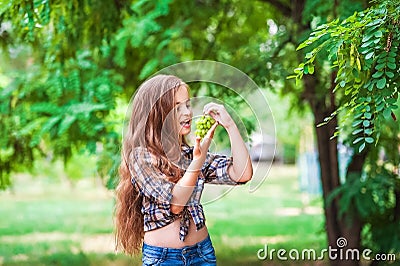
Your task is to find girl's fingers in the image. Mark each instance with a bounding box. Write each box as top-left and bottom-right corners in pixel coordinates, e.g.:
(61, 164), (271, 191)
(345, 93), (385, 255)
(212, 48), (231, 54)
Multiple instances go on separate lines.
(203, 102), (233, 129)
(193, 136), (201, 158)
(203, 103), (221, 116)
(203, 108), (220, 125)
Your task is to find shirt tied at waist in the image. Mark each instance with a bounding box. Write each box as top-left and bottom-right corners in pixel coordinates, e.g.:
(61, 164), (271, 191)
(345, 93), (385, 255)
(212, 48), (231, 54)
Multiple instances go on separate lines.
(178, 208), (191, 241)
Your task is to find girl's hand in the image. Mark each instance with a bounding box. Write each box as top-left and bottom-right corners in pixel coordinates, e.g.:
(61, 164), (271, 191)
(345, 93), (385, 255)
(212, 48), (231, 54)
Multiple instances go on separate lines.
(193, 122), (218, 162)
(203, 103), (234, 129)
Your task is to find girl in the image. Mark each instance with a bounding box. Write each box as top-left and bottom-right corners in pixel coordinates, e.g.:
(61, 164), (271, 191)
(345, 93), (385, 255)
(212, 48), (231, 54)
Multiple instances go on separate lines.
(115, 74), (253, 265)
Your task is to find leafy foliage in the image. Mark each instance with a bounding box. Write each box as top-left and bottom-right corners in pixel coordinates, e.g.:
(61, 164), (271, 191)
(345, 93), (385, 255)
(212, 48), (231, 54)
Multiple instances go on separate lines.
(0, 0), (128, 188)
(0, 48), (123, 188)
(292, 0), (399, 153)
(293, 0), (400, 258)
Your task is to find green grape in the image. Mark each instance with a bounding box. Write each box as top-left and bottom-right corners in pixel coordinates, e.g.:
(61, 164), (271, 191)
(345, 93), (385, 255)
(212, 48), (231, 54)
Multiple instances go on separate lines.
(195, 115), (216, 138)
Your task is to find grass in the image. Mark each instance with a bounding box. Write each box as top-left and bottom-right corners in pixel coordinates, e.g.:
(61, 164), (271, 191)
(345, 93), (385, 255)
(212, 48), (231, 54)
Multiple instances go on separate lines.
(0, 163), (326, 265)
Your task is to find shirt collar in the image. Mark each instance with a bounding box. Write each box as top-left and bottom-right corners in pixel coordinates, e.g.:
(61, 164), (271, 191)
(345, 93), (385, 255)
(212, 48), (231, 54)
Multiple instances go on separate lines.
(181, 144), (193, 155)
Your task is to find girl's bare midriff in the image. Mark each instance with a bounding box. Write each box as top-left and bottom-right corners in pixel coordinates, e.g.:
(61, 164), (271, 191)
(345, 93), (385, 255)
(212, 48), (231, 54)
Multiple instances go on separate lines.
(144, 218), (209, 248)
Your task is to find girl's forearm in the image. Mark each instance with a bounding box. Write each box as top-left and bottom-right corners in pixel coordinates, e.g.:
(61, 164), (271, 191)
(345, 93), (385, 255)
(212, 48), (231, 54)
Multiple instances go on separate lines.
(170, 161), (202, 214)
(226, 123), (253, 182)
(170, 123), (217, 214)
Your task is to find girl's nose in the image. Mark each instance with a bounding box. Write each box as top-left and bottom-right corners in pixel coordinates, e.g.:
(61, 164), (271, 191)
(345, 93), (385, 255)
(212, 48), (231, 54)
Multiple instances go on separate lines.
(182, 105), (192, 115)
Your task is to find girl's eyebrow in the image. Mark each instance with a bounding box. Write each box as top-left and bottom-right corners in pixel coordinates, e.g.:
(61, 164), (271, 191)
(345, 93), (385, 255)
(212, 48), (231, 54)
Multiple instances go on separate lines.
(175, 99), (190, 105)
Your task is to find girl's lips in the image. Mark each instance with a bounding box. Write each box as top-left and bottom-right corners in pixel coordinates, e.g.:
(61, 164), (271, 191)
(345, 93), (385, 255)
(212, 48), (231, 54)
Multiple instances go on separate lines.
(180, 120), (191, 128)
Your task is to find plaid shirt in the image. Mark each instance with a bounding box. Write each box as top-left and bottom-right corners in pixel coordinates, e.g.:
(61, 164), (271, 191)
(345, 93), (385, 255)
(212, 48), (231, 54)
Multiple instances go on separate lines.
(128, 145), (244, 241)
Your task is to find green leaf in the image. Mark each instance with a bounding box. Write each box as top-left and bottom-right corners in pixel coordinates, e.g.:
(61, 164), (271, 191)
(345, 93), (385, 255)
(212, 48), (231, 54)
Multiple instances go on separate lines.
(344, 86), (353, 95)
(387, 62), (396, 70)
(363, 120), (370, 127)
(366, 19), (383, 27)
(358, 142), (365, 153)
(362, 33), (374, 43)
(386, 98), (397, 104)
(339, 80), (346, 87)
(31, 116), (62, 146)
(374, 31), (382, 37)
(297, 40), (313, 51)
(372, 71), (383, 78)
(303, 64), (309, 74)
(376, 77), (386, 89)
(353, 137), (364, 144)
(363, 80), (374, 91)
(365, 137), (374, 144)
(31, 103), (61, 115)
(359, 142), (366, 153)
(364, 112), (372, 119)
(383, 108), (391, 119)
(364, 128), (373, 135)
(365, 51), (374, 60)
(18, 118), (47, 137)
(294, 66), (303, 74)
(354, 112), (363, 119)
(139, 59), (159, 80)
(377, 56), (387, 63)
(305, 52), (313, 59)
(352, 120), (363, 127)
(308, 64), (314, 74)
(385, 71), (394, 78)
(364, 58), (374, 66)
(58, 115), (77, 135)
(361, 40), (373, 48)
(376, 103), (385, 112)
(387, 57), (396, 63)
(352, 128), (364, 135)
(374, 94), (383, 102)
(375, 63), (386, 70)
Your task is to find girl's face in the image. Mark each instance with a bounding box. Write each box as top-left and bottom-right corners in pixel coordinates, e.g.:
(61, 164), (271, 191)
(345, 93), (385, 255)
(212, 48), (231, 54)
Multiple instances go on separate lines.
(175, 85), (192, 136)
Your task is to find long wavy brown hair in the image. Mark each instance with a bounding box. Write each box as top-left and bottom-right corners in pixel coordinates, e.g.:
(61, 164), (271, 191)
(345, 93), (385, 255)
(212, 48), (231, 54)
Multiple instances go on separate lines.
(115, 74), (188, 255)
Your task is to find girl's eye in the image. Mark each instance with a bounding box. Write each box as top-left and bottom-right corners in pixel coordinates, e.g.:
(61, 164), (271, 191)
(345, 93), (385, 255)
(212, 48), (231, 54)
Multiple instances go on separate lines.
(176, 100), (191, 113)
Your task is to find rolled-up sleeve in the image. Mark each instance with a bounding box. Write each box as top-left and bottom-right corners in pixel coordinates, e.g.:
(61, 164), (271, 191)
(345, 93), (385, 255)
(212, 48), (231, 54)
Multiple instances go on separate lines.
(128, 148), (175, 204)
(202, 152), (244, 185)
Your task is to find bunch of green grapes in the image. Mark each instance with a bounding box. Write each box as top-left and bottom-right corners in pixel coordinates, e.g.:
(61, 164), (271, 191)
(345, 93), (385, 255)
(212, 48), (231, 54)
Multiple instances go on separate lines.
(195, 115), (216, 138)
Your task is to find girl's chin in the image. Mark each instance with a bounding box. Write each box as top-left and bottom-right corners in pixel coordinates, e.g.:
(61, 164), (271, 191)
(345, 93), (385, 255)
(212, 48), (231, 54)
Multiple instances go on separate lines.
(179, 129), (191, 136)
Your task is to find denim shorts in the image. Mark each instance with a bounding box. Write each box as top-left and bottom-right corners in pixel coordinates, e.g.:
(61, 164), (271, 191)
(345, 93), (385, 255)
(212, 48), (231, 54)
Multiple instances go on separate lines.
(142, 235), (217, 266)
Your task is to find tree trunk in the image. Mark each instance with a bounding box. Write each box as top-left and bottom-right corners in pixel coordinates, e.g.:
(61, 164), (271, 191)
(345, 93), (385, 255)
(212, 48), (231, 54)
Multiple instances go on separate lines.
(303, 73), (363, 266)
(395, 189), (400, 221)
(259, 1), (366, 265)
(340, 151), (366, 265)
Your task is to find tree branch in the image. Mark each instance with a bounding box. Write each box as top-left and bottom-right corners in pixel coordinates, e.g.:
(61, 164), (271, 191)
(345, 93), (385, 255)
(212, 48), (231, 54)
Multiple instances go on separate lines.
(257, 0), (292, 17)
